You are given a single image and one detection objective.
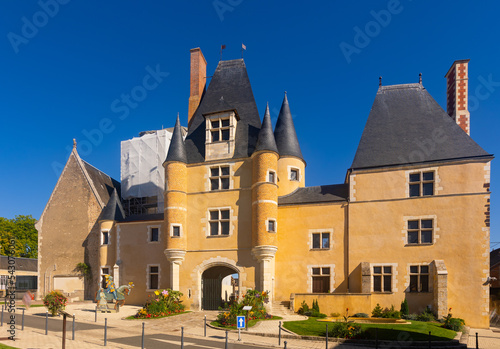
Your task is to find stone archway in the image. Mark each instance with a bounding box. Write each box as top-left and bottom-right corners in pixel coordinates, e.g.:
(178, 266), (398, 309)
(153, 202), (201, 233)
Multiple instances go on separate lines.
(191, 257), (247, 311)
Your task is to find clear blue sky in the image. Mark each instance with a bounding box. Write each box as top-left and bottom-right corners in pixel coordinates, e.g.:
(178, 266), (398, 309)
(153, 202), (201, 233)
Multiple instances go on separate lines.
(0, 1), (498, 244)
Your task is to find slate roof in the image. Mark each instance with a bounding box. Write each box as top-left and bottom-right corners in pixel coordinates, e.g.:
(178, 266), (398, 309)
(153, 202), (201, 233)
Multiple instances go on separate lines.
(165, 115), (188, 163)
(100, 189), (125, 222)
(255, 103), (278, 154)
(492, 248), (500, 267)
(184, 59), (261, 163)
(81, 159), (121, 204)
(278, 184), (348, 205)
(274, 94), (304, 161)
(351, 84), (492, 170)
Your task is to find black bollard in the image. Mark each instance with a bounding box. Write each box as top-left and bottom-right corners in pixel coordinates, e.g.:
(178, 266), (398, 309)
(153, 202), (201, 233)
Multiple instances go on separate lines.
(1, 304), (3, 326)
(141, 322), (145, 349)
(22, 308), (24, 330)
(428, 331), (431, 349)
(204, 315), (207, 337)
(45, 311), (48, 335)
(225, 330), (228, 349)
(104, 318), (107, 346)
(284, 340), (287, 348)
(72, 314), (75, 340)
(181, 326), (184, 349)
(326, 324), (328, 348)
(95, 305), (97, 322)
(279, 321), (282, 346)
(476, 332), (479, 349)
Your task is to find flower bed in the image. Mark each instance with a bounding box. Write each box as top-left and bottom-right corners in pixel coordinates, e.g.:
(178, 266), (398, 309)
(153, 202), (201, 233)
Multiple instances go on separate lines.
(133, 289), (186, 319)
(216, 289), (271, 327)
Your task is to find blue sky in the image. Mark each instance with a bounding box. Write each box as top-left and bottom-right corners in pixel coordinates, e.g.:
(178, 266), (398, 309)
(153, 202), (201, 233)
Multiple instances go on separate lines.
(0, 1), (499, 244)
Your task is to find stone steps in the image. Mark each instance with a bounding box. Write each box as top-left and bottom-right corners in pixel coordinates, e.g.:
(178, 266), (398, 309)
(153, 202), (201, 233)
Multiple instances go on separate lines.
(271, 300), (295, 316)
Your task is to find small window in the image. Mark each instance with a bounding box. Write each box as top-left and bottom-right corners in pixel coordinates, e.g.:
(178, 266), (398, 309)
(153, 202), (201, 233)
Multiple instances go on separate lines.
(268, 171), (276, 183)
(407, 219), (433, 245)
(312, 232), (330, 249)
(101, 231), (109, 245)
(149, 266), (159, 290)
(172, 226), (181, 237)
(409, 171), (434, 197)
(151, 228), (159, 242)
(268, 220), (276, 232)
(373, 266), (392, 292)
(210, 118), (231, 142)
(209, 209), (230, 236)
(210, 166), (230, 191)
(290, 169), (299, 181)
(409, 265), (429, 292)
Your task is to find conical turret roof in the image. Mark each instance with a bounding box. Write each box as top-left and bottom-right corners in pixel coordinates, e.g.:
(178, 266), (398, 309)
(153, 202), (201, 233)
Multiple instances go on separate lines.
(255, 103), (278, 154)
(100, 188), (125, 222)
(274, 94), (303, 160)
(165, 115), (187, 163)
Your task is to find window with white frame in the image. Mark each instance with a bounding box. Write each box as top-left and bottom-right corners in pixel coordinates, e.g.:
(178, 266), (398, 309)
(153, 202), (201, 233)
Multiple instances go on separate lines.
(210, 166), (230, 190)
(209, 209), (230, 236)
(312, 267), (330, 293)
(172, 225), (181, 237)
(407, 219), (433, 245)
(409, 171), (434, 197)
(312, 232), (330, 249)
(373, 266), (392, 292)
(290, 168), (299, 181)
(209, 117), (231, 142)
(268, 219), (276, 232)
(409, 265), (429, 292)
(148, 226), (160, 242)
(268, 170), (276, 183)
(101, 230), (109, 245)
(148, 265), (159, 290)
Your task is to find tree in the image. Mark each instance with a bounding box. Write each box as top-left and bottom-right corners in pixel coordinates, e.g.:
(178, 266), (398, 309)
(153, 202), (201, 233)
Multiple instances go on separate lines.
(0, 215), (38, 258)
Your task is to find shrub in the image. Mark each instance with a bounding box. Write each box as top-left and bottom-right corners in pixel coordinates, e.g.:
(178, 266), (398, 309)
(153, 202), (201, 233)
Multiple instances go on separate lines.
(400, 299), (409, 316)
(304, 310), (327, 318)
(403, 313), (418, 320)
(372, 303), (383, 318)
(134, 289), (185, 319)
(329, 321), (364, 339)
(382, 305), (401, 319)
(417, 307), (436, 322)
(43, 291), (68, 316)
(442, 308), (465, 331)
(353, 313), (369, 318)
(216, 289), (270, 326)
(312, 299), (320, 312)
(298, 301), (309, 315)
(330, 312), (341, 317)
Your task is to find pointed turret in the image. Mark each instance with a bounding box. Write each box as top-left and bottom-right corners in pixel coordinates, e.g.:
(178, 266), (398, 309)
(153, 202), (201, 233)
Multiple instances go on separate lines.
(255, 104), (278, 154)
(165, 115), (187, 163)
(100, 188), (125, 222)
(274, 93), (303, 160)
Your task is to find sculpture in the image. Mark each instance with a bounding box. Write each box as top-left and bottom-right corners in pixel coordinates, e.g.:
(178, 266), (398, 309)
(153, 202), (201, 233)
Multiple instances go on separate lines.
(95, 275), (134, 311)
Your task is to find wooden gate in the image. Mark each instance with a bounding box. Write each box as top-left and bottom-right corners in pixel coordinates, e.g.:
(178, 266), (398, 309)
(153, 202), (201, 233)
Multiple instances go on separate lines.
(202, 276), (223, 310)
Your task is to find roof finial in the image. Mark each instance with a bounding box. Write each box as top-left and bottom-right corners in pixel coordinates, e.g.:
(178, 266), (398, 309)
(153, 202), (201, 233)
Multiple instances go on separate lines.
(73, 138), (77, 149)
(379, 76), (382, 87)
(284, 91), (287, 96)
(419, 72), (422, 85)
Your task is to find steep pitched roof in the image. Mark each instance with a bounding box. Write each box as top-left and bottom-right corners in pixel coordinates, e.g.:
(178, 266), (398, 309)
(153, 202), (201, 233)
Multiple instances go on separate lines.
(274, 94), (303, 160)
(100, 188), (125, 222)
(278, 184), (348, 205)
(184, 59), (261, 163)
(254, 104), (278, 154)
(81, 160), (121, 206)
(351, 84), (492, 170)
(165, 115), (187, 163)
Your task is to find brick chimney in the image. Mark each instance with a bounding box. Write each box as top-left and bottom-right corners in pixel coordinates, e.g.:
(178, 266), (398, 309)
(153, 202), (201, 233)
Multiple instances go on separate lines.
(445, 59), (470, 135)
(188, 48), (207, 125)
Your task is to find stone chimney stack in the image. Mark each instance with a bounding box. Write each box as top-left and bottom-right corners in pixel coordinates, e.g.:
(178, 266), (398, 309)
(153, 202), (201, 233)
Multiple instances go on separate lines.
(445, 59), (470, 135)
(188, 48), (207, 125)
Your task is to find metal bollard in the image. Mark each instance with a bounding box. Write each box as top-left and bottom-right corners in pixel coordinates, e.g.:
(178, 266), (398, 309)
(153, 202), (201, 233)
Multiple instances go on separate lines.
(45, 311), (48, 335)
(326, 324), (328, 348)
(72, 314), (75, 340)
(104, 318), (107, 346)
(279, 321), (282, 346)
(225, 330), (228, 349)
(22, 308), (24, 330)
(141, 322), (145, 349)
(95, 305), (97, 322)
(428, 331), (431, 349)
(476, 332), (479, 349)
(204, 315), (207, 337)
(1, 305), (3, 326)
(284, 340), (287, 348)
(181, 326), (184, 349)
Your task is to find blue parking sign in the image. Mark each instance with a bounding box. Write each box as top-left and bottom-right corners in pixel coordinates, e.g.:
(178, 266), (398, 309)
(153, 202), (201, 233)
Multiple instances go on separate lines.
(237, 315), (245, 329)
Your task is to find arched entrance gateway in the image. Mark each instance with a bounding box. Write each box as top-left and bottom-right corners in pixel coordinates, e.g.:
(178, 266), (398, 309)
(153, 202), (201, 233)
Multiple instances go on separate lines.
(201, 265), (239, 310)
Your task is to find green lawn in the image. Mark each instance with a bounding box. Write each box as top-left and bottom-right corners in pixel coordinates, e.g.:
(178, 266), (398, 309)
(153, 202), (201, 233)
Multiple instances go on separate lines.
(211, 316), (283, 330)
(283, 317), (457, 341)
(0, 343), (18, 349)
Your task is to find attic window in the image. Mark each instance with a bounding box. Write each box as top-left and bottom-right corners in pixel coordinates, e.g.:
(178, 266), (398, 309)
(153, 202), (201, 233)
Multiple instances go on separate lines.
(211, 118), (231, 142)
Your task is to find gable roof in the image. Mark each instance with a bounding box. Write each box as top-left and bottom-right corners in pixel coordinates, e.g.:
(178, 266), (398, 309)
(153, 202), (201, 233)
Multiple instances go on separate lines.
(351, 84), (492, 170)
(278, 184), (348, 205)
(81, 159), (120, 206)
(184, 59), (261, 163)
(274, 94), (303, 161)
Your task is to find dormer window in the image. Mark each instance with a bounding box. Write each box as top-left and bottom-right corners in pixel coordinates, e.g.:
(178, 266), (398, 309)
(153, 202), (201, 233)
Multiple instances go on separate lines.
(205, 111), (238, 161)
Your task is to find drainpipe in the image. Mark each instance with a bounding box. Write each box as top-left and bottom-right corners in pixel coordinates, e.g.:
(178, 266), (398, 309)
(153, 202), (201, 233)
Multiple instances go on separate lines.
(346, 170), (351, 293)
